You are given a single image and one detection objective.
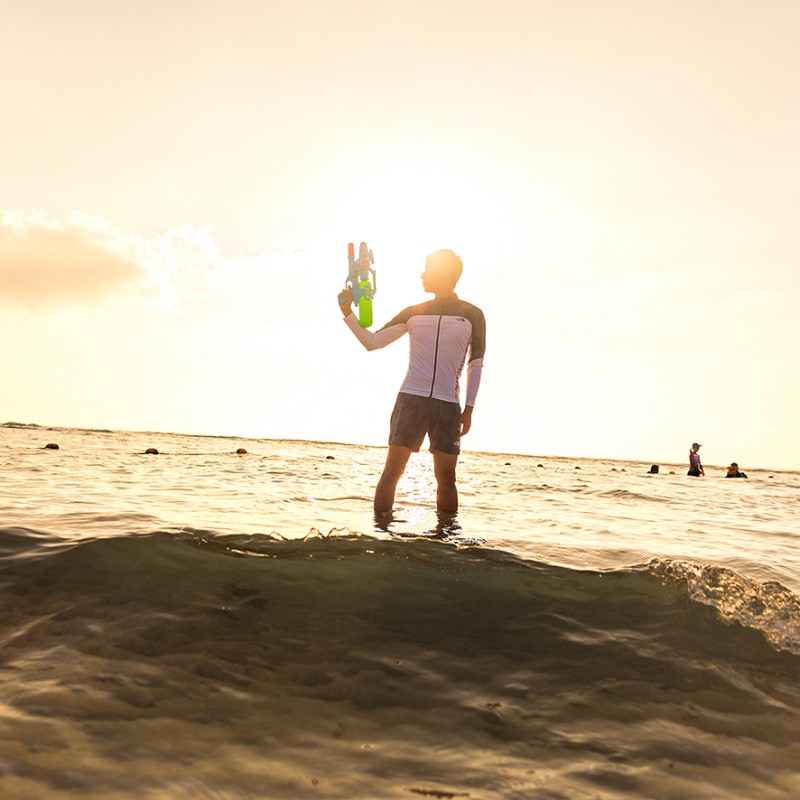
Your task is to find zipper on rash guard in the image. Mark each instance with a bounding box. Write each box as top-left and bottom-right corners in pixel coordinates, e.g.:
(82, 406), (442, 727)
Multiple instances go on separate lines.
(428, 315), (443, 397)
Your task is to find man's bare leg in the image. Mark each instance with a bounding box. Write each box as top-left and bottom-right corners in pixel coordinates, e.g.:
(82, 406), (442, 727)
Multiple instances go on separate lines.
(374, 444), (413, 514)
(432, 450), (459, 513)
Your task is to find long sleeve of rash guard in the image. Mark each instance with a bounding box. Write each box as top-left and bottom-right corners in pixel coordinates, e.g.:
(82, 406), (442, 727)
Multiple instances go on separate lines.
(465, 357), (483, 407)
(343, 313), (407, 350)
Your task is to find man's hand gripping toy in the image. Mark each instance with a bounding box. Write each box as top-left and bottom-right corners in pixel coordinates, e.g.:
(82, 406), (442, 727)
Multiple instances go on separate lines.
(340, 242), (376, 328)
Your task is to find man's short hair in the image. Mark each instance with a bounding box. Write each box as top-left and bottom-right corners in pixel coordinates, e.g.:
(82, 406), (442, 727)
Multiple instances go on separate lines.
(426, 249), (463, 284)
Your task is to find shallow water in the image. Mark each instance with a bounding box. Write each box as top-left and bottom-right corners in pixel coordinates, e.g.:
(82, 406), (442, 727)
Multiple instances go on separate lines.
(1, 424), (799, 798)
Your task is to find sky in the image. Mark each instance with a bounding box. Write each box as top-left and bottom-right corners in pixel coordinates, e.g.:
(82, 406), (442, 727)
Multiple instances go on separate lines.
(1, 0), (799, 470)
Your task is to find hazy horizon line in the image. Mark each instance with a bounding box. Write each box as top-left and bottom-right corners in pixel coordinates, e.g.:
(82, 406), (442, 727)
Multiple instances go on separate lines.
(3, 421), (795, 475)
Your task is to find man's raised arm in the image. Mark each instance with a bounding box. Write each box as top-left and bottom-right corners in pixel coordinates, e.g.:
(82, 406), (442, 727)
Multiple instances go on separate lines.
(338, 290), (407, 351)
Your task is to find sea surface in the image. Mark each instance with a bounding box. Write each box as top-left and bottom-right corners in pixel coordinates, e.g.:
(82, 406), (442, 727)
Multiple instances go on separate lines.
(1, 423), (799, 799)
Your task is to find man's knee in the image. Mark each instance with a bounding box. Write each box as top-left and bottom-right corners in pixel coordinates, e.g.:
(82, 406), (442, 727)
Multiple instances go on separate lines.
(438, 467), (456, 484)
(379, 464), (406, 484)
(380, 446), (412, 482)
(433, 457), (458, 486)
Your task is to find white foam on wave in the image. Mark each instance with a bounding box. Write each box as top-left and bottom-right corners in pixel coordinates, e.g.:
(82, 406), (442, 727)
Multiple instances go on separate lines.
(648, 558), (800, 655)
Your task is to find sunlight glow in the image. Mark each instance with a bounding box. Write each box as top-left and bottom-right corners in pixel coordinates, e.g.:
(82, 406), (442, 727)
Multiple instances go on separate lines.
(314, 142), (543, 265)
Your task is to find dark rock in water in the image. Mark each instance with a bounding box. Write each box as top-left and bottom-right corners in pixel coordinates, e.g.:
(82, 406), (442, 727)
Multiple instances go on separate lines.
(236, 448), (247, 454)
(649, 465), (660, 474)
(575, 466), (581, 469)
(611, 468), (618, 472)
(44, 443), (59, 450)
(537, 464), (544, 468)
(326, 455), (335, 460)
(145, 448), (159, 455)
(505, 462), (511, 466)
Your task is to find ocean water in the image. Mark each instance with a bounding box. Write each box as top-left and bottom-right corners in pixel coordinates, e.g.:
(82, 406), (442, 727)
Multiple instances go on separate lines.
(1, 424), (799, 799)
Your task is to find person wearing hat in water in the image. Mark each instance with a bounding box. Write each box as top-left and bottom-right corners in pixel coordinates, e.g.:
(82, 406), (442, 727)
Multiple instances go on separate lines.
(688, 442), (704, 477)
(726, 462), (748, 478)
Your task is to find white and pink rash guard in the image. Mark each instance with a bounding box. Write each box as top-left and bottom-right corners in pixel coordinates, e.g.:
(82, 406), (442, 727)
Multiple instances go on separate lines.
(344, 295), (486, 407)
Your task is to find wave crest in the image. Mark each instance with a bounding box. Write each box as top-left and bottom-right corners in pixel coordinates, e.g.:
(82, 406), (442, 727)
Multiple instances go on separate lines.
(648, 558), (800, 654)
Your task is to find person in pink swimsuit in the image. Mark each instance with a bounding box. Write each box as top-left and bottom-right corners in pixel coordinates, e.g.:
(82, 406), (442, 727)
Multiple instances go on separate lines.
(688, 442), (704, 477)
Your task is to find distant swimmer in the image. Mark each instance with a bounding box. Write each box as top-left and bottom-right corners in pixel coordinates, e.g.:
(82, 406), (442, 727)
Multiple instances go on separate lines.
(338, 249), (486, 516)
(688, 442), (704, 477)
(726, 462), (748, 478)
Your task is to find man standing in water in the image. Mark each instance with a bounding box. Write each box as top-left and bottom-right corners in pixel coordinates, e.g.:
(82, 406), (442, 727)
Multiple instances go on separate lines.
(338, 249), (486, 515)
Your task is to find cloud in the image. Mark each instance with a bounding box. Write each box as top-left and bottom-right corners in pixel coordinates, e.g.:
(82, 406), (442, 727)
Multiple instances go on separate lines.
(0, 211), (152, 308)
(0, 211), (312, 319)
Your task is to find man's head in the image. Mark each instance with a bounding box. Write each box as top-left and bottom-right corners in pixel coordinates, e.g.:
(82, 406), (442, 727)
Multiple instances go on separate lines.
(692, 442), (701, 451)
(422, 249), (463, 296)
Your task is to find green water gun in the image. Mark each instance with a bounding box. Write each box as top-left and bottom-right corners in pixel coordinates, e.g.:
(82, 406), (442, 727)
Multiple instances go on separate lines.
(341, 241), (376, 328)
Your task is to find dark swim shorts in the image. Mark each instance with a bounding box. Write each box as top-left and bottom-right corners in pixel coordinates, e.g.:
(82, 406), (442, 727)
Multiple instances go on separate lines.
(388, 392), (462, 455)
